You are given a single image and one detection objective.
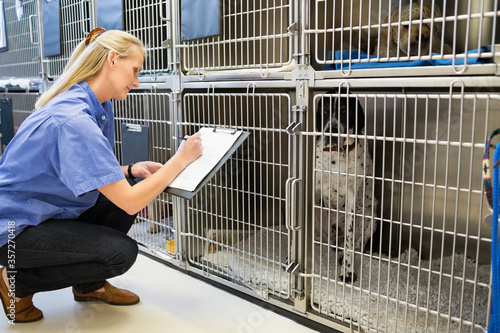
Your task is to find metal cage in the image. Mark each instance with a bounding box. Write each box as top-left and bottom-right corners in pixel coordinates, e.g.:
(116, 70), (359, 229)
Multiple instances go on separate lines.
(1, 1), (499, 332)
(307, 86), (496, 332)
(44, 0), (91, 79)
(179, 0), (296, 78)
(0, 90), (37, 132)
(180, 88), (294, 300)
(123, 0), (173, 79)
(308, 0), (500, 76)
(0, 90), (38, 154)
(112, 89), (177, 258)
(0, 0), (40, 78)
(45, 0), (173, 81)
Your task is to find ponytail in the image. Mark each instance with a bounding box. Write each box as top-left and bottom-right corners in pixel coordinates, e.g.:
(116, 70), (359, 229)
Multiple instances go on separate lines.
(35, 30), (144, 109)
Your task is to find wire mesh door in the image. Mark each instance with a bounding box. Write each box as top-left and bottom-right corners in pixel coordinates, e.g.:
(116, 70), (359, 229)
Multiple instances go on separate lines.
(0, 0), (40, 78)
(307, 87), (496, 332)
(7, 91), (38, 132)
(181, 88), (293, 300)
(113, 89), (177, 258)
(308, 0), (499, 76)
(0, 91), (38, 154)
(123, 0), (172, 79)
(45, 0), (92, 79)
(180, 0), (295, 77)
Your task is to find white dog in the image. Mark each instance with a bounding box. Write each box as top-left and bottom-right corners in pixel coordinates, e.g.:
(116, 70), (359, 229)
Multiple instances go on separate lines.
(315, 92), (378, 283)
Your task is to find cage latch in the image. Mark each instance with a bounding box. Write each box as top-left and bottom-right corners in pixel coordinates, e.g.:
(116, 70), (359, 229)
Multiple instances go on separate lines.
(287, 22), (299, 35)
(291, 288), (304, 300)
(291, 105), (307, 112)
(285, 121), (301, 135)
(162, 39), (171, 48)
(285, 261), (300, 275)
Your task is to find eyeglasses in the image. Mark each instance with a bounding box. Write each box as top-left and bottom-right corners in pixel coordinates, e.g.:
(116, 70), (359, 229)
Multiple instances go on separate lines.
(85, 27), (106, 46)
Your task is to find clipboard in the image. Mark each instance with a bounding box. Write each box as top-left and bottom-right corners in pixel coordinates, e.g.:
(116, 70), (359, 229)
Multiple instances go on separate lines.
(0, 97), (13, 152)
(121, 123), (149, 166)
(165, 127), (250, 200)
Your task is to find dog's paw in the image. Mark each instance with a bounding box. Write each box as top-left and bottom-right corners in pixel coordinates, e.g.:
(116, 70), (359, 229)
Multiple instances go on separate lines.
(340, 272), (357, 283)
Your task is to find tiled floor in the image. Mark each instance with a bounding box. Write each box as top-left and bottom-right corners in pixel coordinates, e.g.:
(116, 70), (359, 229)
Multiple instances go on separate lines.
(1, 253), (321, 333)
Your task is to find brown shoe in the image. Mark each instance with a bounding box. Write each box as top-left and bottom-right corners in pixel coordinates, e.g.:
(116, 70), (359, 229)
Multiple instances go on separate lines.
(0, 267), (43, 323)
(72, 281), (140, 305)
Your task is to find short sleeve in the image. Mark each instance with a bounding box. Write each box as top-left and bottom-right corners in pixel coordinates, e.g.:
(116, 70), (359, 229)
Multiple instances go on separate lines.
(55, 115), (124, 197)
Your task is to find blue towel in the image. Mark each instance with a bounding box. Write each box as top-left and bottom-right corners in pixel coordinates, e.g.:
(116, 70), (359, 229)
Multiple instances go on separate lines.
(42, 0), (61, 57)
(97, 0), (123, 31)
(322, 46), (493, 70)
(181, 0), (220, 42)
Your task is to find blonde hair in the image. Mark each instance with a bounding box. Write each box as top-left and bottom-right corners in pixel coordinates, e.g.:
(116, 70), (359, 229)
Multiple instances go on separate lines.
(35, 30), (145, 108)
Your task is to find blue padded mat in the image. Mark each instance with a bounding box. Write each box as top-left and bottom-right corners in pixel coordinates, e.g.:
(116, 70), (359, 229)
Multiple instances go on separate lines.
(322, 46), (493, 70)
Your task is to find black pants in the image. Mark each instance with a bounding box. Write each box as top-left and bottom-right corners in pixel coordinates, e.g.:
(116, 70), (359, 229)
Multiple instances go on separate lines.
(0, 189), (138, 298)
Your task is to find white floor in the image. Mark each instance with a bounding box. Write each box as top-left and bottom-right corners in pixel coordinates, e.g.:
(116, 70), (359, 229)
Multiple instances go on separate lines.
(1, 253), (321, 333)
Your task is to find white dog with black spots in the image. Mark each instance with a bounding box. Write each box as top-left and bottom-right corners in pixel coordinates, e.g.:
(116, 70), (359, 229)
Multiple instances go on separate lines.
(315, 92), (378, 283)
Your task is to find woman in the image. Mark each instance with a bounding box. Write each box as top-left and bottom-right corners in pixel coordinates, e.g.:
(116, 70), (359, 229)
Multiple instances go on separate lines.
(0, 29), (202, 323)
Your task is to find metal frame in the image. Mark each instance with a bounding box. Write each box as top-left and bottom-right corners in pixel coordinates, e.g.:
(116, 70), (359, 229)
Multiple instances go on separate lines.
(0, 90), (38, 131)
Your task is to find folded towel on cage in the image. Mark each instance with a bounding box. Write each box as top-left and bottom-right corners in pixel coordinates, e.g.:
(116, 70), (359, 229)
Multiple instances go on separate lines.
(322, 46), (493, 70)
(0, 78), (32, 90)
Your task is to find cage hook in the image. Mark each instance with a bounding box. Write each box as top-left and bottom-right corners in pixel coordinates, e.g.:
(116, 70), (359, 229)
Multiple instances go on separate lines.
(246, 82), (256, 95)
(449, 79), (465, 96)
(337, 81), (351, 95)
(197, 69), (205, 81)
(338, 51), (353, 77)
(259, 63), (270, 78)
(207, 84), (216, 95)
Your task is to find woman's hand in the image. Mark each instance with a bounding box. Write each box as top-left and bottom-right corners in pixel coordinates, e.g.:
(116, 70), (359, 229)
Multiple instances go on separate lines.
(103, 133), (203, 215)
(174, 132), (203, 168)
(130, 161), (163, 178)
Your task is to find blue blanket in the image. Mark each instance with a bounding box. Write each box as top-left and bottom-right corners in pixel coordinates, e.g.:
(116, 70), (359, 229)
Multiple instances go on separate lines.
(322, 46), (493, 70)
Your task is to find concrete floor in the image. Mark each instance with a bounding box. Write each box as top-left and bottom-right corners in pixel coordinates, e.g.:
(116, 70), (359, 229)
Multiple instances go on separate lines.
(1, 253), (321, 333)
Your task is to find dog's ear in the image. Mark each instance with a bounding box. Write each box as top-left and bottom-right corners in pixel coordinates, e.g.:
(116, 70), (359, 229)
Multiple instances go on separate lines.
(316, 90), (337, 132)
(346, 97), (364, 134)
(421, 2), (443, 33)
(355, 99), (365, 135)
(316, 97), (325, 132)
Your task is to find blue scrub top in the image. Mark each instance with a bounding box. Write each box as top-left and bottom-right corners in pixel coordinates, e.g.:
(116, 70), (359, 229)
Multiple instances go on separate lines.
(0, 81), (125, 246)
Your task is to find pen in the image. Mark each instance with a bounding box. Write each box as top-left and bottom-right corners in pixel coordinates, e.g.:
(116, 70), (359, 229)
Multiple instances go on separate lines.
(172, 136), (187, 141)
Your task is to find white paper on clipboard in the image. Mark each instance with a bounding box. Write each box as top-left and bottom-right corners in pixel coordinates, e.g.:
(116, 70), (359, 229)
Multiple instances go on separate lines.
(168, 127), (244, 192)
